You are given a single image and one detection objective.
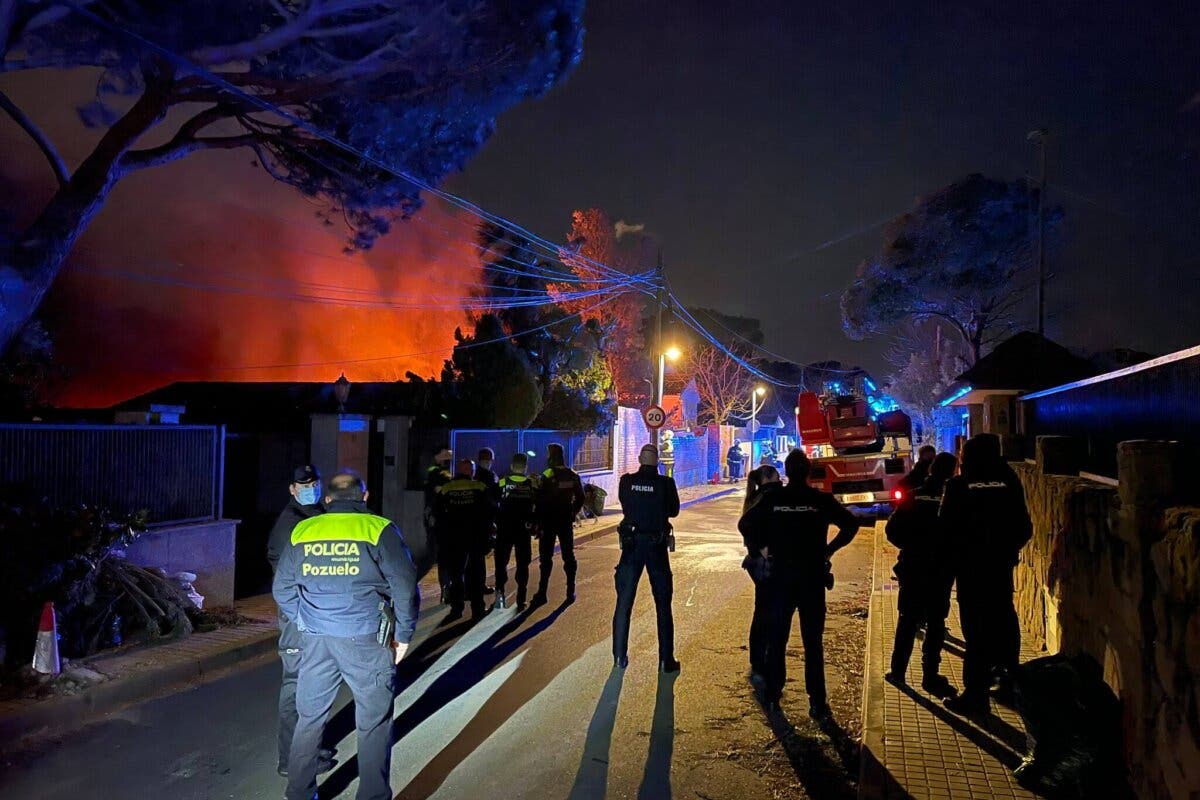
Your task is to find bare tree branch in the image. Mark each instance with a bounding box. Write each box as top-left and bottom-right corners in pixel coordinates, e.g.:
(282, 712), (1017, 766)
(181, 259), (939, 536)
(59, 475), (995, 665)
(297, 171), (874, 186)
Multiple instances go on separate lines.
(0, 87), (69, 187)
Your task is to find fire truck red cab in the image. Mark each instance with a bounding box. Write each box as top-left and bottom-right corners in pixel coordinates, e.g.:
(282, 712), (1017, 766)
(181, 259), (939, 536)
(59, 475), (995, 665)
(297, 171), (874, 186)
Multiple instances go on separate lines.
(796, 389), (913, 507)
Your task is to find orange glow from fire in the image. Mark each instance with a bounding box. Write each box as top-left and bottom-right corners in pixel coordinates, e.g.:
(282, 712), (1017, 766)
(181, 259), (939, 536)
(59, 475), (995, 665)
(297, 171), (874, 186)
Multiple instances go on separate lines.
(43, 158), (482, 407)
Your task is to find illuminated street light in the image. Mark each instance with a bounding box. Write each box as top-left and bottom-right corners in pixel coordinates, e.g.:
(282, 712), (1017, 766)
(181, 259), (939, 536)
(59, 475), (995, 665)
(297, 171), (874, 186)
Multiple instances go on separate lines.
(664, 345), (682, 361)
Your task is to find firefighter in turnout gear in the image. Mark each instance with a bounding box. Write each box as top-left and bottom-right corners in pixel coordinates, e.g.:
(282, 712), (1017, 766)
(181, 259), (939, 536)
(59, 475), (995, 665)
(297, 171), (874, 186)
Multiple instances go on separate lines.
(435, 459), (497, 620)
(494, 453), (538, 611)
(884, 451), (958, 698)
(531, 443), (585, 606)
(940, 433), (1033, 716)
(272, 471), (419, 800)
(738, 450), (859, 722)
(424, 447), (453, 600)
(613, 443), (681, 671)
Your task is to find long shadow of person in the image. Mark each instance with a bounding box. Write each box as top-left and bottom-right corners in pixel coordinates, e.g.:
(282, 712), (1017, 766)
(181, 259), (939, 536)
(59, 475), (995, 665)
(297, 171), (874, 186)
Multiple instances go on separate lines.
(636, 670), (677, 799)
(318, 602), (570, 798)
(895, 683), (1028, 764)
(567, 667), (626, 800)
(757, 701), (859, 800)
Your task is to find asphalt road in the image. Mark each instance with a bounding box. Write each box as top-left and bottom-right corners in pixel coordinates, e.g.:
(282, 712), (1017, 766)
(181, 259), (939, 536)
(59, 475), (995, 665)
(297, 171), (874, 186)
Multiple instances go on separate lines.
(0, 493), (873, 800)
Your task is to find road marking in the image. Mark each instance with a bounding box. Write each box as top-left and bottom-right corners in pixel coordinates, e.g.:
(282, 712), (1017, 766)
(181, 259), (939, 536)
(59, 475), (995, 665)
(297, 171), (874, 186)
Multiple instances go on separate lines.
(685, 584), (698, 607)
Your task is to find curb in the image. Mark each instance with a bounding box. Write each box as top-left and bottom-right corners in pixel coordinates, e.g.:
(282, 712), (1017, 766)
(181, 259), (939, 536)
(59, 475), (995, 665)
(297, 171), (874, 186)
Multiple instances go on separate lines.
(857, 521), (891, 800)
(0, 627), (278, 748)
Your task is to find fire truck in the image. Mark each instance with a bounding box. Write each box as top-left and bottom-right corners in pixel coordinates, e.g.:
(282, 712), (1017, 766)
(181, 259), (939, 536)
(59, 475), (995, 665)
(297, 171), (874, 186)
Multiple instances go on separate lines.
(795, 380), (913, 507)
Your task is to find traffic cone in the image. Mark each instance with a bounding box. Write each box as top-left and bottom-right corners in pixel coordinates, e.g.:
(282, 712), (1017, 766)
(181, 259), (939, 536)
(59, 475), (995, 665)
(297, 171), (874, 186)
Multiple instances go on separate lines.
(32, 601), (61, 675)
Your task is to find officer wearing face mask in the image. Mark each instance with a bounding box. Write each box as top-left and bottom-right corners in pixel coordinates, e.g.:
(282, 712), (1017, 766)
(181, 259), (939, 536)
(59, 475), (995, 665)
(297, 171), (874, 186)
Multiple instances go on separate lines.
(265, 465), (334, 778)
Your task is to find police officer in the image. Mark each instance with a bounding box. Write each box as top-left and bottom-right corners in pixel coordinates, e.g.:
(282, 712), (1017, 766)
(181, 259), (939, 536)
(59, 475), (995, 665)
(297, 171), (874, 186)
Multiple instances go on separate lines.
(726, 439), (745, 483)
(273, 471), (419, 800)
(531, 443), (585, 606)
(741, 464), (782, 682)
(613, 443), (681, 671)
(940, 433), (1033, 716)
(475, 447), (499, 496)
(435, 458), (496, 620)
(424, 446), (454, 601)
(885, 452), (958, 698)
(900, 444), (937, 492)
(494, 453), (538, 611)
(738, 450), (859, 720)
(265, 465), (334, 778)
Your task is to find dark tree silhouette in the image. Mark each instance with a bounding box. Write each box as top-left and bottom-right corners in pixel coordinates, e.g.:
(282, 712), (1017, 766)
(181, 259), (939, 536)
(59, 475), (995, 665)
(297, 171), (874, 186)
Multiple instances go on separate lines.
(0, 0), (584, 353)
(841, 174), (1060, 364)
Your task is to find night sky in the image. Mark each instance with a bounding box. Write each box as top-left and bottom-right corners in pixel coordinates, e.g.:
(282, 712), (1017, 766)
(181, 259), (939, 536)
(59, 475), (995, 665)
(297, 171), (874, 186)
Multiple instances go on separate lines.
(448, 0), (1200, 371)
(3, 1), (1199, 405)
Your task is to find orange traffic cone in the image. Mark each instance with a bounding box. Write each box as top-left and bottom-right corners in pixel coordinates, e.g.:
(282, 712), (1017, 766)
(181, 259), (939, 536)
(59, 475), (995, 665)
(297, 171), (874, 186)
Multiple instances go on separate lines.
(32, 601), (61, 675)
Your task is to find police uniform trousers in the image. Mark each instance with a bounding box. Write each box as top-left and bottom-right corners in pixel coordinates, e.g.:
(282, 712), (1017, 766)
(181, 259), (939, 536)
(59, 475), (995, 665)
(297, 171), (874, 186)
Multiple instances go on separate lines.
(957, 566), (1021, 700)
(286, 632), (396, 800)
(749, 573), (769, 675)
(612, 535), (674, 660)
(445, 534), (487, 615)
(494, 522), (533, 604)
(890, 559), (953, 678)
(277, 612), (303, 770)
(537, 522), (577, 595)
(432, 523), (452, 589)
(763, 565), (827, 705)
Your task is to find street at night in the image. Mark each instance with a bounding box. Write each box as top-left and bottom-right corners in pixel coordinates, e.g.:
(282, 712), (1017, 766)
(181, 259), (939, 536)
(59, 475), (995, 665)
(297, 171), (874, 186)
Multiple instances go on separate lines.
(0, 494), (873, 800)
(2, 2), (1198, 799)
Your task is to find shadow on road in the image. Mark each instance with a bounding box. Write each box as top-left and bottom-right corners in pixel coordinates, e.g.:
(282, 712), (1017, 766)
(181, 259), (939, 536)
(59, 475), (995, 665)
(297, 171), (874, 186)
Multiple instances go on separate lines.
(317, 601), (572, 798)
(636, 670), (677, 799)
(567, 666), (626, 800)
(759, 699), (859, 800)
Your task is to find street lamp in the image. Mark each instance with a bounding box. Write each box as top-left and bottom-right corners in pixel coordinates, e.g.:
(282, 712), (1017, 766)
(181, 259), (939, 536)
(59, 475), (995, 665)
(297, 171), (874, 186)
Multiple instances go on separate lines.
(1027, 128), (1049, 336)
(333, 373), (351, 413)
(751, 385), (767, 464)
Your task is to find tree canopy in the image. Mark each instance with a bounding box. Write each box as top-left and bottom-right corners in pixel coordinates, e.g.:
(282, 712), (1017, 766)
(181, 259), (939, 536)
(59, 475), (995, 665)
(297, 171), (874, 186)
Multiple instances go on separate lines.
(440, 315), (543, 428)
(0, 0), (585, 353)
(841, 174), (1060, 363)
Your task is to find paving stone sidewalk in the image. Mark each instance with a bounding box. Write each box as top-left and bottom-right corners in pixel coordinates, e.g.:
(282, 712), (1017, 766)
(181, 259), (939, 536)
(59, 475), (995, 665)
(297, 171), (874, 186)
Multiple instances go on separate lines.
(859, 522), (1043, 800)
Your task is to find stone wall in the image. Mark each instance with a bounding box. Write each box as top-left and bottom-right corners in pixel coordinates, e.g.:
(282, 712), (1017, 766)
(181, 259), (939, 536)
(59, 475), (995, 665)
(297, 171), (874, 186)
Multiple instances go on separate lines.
(1013, 439), (1200, 800)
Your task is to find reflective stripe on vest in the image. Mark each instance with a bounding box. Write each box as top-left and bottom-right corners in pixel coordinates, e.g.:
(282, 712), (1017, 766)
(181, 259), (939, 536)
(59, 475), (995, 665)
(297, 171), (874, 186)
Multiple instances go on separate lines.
(291, 513), (391, 546)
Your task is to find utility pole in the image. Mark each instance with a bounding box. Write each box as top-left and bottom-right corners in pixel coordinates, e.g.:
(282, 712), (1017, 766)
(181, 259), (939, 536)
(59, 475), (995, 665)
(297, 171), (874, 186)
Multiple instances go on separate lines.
(1028, 128), (1049, 336)
(653, 248), (665, 451)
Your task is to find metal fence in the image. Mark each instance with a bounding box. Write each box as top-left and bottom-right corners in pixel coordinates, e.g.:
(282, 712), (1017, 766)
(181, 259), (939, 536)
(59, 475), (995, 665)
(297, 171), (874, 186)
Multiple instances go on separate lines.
(0, 424), (225, 524)
(450, 428), (613, 476)
(1020, 346), (1200, 477)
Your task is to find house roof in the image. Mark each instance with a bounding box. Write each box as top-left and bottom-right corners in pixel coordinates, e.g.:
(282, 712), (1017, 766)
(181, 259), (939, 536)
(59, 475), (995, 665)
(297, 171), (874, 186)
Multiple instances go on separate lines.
(954, 332), (1098, 391)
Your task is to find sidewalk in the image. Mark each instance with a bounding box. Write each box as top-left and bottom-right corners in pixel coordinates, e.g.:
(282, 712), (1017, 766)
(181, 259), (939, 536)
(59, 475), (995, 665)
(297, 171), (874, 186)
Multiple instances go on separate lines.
(0, 593), (279, 746)
(0, 482), (739, 747)
(859, 522), (1041, 800)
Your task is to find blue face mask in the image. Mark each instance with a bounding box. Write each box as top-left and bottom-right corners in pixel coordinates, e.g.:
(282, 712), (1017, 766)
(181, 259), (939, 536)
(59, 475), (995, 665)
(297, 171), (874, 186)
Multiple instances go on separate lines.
(297, 485), (321, 506)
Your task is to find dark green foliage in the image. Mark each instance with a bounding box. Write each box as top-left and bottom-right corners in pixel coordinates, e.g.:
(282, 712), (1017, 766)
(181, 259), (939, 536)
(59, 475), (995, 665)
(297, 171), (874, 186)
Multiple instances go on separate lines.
(0, 491), (195, 671)
(440, 315), (543, 428)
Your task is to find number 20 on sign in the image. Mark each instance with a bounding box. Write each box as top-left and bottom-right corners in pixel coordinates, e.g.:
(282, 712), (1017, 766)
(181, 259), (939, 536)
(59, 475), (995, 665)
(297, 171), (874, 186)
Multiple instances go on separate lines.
(643, 405), (666, 429)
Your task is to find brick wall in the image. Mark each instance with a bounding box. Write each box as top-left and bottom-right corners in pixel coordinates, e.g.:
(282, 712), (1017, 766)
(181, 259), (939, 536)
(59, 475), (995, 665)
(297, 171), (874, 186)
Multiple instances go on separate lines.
(1013, 439), (1200, 800)
(669, 432), (709, 488)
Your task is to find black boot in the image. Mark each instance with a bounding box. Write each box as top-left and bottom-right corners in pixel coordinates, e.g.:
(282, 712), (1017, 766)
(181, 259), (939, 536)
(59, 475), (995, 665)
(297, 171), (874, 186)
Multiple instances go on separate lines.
(660, 657), (680, 673)
(493, 592), (507, 611)
(921, 673), (956, 698)
(614, 654), (629, 669)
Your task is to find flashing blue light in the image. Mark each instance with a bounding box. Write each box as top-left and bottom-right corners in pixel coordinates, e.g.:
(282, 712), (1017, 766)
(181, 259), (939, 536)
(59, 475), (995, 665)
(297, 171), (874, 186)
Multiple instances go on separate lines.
(939, 385), (973, 407)
(864, 378), (877, 392)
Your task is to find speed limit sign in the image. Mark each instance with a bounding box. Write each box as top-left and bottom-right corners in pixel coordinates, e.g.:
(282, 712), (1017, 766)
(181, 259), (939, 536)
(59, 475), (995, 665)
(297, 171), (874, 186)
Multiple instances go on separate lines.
(643, 404), (666, 429)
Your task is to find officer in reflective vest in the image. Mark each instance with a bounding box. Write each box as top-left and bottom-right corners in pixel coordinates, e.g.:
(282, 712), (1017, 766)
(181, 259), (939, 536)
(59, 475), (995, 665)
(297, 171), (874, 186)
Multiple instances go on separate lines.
(531, 443), (585, 606)
(613, 443), (681, 671)
(494, 453), (538, 611)
(435, 459), (496, 620)
(273, 471), (419, 800)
